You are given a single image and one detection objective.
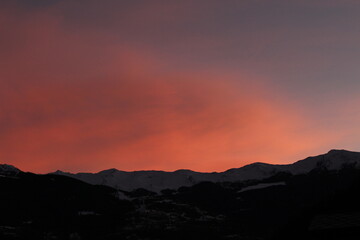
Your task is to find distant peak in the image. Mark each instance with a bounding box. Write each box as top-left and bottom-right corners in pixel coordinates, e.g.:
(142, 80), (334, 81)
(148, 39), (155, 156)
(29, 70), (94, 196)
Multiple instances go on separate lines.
(0, 164), (21, 176)
(98, 168), (120, 174)
(0, 164), (20, 171)
(328, 149), (347, 153)
(174, 169), (194, 173)
(326, 149), (360, 155)
(241, 162), (273, 169)
(248, 162), (272, 166)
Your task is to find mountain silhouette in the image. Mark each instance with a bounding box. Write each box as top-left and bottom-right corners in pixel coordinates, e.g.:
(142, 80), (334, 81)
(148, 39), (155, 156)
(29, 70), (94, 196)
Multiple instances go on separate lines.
(1, 149), (360, 240)
(52, 149), (360, 191)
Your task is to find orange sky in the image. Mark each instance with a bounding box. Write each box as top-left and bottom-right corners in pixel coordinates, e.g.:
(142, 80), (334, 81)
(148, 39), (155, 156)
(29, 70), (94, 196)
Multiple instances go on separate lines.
(1, 1), (359, 173)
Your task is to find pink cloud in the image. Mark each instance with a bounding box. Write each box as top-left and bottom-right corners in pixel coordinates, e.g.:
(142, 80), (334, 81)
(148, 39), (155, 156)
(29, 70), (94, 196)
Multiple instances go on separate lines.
(0, 1), (348, 173)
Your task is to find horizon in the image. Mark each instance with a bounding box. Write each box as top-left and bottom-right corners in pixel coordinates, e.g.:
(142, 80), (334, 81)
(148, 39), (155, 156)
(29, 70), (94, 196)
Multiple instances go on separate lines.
(2, 148), (358, 174)
(1, 0), (360, 173)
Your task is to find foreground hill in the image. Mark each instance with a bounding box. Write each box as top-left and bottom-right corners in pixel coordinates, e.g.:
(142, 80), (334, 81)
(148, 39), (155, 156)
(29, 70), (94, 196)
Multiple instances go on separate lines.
(53, 149), (360, 191)
(1, 149), (360, 240)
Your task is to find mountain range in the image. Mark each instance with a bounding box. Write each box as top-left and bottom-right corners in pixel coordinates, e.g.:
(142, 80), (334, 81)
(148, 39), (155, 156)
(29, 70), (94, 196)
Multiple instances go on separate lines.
(50, 149), (360, 192)
(1, 149), (360, 240)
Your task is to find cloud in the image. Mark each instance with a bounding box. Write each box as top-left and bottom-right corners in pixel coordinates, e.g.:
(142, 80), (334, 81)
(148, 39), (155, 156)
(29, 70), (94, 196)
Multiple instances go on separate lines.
(0, 1), (352, 173)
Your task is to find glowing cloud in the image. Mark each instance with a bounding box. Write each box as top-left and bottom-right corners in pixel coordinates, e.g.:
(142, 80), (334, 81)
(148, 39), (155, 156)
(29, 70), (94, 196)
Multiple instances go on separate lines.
(0, 1), (358, 173)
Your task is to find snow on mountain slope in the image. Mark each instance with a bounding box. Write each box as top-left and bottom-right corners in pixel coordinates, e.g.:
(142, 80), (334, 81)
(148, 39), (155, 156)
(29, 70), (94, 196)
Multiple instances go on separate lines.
(221, 162), (289, 182)
(55, 169), (217, 192)
(53, 149), (360, 192)
(288, 149), (360, 174)
(238, 182), (286, 193)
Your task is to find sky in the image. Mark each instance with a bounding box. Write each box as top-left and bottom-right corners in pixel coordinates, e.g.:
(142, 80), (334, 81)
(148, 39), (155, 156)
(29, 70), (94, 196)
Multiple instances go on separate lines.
(1, 0), (360, 173)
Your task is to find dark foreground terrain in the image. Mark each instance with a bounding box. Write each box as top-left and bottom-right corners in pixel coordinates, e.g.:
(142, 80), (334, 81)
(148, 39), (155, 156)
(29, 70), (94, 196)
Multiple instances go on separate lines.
(1, 165), (360, 240)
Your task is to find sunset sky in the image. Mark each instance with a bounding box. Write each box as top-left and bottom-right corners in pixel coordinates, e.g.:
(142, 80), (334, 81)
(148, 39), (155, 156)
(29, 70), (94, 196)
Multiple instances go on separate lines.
(1, 0), (360, 173)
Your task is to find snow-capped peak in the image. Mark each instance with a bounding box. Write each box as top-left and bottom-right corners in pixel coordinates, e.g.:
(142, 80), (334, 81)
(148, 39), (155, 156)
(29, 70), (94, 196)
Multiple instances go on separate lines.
(50, 150), (360, 192)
